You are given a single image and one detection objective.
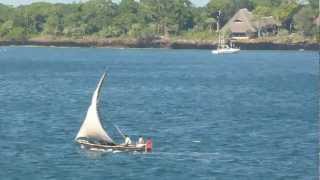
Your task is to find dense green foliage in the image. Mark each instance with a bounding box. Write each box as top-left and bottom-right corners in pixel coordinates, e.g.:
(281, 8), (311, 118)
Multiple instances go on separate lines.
(0, 0), (318, 40)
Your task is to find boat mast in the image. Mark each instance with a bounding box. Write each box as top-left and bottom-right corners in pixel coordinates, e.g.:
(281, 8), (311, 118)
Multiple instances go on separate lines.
(217, 10), (221, 49)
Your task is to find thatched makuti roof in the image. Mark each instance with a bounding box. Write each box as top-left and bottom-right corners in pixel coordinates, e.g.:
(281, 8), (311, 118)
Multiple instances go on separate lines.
(222, 8), (279, 34)
(222, 8), (256, 33)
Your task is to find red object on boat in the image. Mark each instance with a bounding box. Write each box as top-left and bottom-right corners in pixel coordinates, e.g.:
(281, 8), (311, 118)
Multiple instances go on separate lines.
(146, 139), (153, 152)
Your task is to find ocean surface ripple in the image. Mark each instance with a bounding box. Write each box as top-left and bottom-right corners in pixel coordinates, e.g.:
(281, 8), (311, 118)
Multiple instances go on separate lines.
(0, 47), (318, 180)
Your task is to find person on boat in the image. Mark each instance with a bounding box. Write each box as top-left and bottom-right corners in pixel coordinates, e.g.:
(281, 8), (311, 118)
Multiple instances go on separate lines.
(123, 135), (132, 146)
(138, 136), (145, 144)
(136, 136), (145, 148)
(145, 137), (153, 152)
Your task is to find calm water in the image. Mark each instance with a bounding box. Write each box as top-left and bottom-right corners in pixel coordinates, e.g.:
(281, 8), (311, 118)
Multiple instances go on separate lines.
(0, 47), (318, 180)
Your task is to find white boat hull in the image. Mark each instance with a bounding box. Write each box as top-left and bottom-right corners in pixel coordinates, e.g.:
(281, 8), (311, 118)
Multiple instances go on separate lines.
(212, 48), (240, 54)
(76, 139), (147, 152)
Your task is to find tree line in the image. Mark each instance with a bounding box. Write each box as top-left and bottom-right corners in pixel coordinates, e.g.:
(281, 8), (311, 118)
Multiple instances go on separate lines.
(0, 0), (318, 41)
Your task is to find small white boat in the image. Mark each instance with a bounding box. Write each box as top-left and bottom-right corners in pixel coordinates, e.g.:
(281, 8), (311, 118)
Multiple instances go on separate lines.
(212, 11), (240, 55)
(75, 72), (148, 152)
(211, 45), (240, 54)
(212, 36), (240, 54)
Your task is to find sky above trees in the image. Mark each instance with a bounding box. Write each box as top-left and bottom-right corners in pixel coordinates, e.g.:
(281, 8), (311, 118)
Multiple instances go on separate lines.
(1, 0), (210, 6)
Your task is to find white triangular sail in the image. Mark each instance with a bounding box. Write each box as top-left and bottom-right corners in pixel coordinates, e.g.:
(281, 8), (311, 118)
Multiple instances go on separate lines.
(75, 72), (114, 144)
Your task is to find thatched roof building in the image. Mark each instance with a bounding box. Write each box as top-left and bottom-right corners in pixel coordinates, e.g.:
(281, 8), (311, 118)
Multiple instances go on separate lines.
(221, 8), (279, 39)
(221, 8), (256, 35)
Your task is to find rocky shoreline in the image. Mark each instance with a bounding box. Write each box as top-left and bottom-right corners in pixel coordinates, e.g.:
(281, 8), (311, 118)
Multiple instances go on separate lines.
(0, 38), (318, 50)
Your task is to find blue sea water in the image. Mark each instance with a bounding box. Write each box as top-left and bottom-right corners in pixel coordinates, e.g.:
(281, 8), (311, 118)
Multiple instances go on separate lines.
(0, 47), (318, 180)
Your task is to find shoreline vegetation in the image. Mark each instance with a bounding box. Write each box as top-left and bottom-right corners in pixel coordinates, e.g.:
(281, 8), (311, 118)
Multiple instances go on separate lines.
(0, 36), (318, 50)
(0, 0), (318, 50)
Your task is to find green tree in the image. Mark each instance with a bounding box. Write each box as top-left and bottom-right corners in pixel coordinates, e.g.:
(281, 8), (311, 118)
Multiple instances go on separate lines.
(81, 0), (118, 34)
(172, 0), (194, 31)
(272, 2), (299, 22)
(0, 0), (317, 40)
(293, 6), (317, 36)
(253, 6), (273, 37)
(99, 25), (123, 37)
(139, 0), (193, 35)
(250, 0), (282, 8)
(6, 27), (27, 41)
(0, 4), (13, 24)
(113, 0), (140, 35)
(139, 0), (171, 35)
(253, 6), (273, 17)
(0, 20), (14, 36)
(43, 15), (63, 35)
(207, 0), (236, 25)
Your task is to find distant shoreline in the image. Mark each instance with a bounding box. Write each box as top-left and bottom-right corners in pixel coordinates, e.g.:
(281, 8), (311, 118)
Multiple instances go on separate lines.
(0, 39), (318, 51)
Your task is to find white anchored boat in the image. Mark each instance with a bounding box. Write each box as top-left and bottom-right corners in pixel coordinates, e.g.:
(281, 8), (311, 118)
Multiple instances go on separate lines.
(212, 35), (240, 54)
(212, 10), (240, 54)
(211, 40), (240, 54)
(75, 72), (147, 152)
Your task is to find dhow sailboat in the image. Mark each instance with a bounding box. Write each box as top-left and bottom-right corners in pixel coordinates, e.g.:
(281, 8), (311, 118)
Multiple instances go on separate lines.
(75, 72), (147, 152)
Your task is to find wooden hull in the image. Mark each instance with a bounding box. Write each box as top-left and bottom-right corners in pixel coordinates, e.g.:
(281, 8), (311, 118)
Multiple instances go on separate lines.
(76, 139), (146, 152)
